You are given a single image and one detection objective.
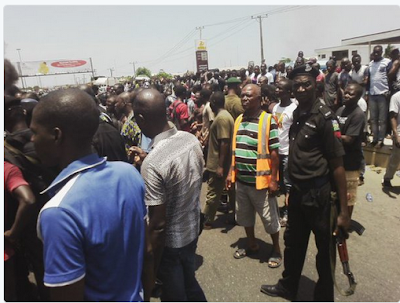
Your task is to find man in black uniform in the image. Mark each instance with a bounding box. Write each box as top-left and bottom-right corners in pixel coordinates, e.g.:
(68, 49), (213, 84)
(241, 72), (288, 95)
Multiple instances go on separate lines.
(260, 65), (350, 301)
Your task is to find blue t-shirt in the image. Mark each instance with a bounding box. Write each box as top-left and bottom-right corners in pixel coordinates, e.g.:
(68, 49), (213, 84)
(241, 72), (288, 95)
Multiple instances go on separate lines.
(37, 154), (146, 301)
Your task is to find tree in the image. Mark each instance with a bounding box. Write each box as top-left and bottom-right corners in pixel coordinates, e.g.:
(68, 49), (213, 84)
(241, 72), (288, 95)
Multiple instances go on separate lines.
(384, 44), (395, 58)
(280, 57), (292, 64)
(135, 67), (152, 78)
(156, 71), (173, 80)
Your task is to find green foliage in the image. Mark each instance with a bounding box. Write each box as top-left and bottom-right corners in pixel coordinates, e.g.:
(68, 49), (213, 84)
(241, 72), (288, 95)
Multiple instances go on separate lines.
(156, 71), (173, 80)
(135, 67), (152, 78)
(280, 57), (292, 63)
(384, 44), (395, 58)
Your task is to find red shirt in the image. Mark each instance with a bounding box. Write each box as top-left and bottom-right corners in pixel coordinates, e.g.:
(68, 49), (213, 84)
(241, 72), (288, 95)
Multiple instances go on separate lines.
(169, 99), (190, 132)
(4, 161), (28, 261)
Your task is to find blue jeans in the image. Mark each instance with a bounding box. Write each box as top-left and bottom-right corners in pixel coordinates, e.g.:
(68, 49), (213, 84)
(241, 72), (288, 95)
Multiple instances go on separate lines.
(158, 238), (207, 302)
(369, 94), (388, 142)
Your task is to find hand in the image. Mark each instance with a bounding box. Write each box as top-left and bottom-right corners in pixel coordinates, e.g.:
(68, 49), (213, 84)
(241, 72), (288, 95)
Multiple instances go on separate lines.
(128, 146), (147, 166)
(334, 212), (350, 239)
(226, 174), (232, 190)
(393, 135), (400, 148)
(4, 230), (17, 244)
(268, 179), (279, 196)
(216, 166), (224, 178)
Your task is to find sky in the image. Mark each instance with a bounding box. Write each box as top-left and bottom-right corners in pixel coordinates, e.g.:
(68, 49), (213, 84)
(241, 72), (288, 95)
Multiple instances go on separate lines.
(2, 1), (400, 88)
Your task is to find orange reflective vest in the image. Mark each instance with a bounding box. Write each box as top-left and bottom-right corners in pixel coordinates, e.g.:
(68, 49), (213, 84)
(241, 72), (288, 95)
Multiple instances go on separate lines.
(231, 111), (277, 190)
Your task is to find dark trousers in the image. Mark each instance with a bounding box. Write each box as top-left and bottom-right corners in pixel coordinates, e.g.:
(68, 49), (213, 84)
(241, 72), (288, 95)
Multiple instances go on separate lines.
(158, 238), (207, 302)
(278, 181), (334, 301)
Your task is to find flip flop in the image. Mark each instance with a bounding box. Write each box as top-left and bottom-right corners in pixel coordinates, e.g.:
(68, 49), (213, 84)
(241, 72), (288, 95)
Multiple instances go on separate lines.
(268, 251), (282, 268)
(233, 247), (259, 259)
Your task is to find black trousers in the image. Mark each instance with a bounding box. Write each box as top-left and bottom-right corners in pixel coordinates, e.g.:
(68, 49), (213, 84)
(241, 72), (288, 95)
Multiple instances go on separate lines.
(278, 181), (335, 301)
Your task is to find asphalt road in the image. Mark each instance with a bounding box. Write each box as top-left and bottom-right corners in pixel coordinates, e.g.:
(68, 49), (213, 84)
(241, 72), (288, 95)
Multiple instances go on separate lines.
(191, 165), (400, 302)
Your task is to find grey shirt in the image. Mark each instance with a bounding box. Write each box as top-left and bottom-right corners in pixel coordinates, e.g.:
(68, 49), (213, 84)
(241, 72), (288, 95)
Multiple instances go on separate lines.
(141, 126), (204, 248)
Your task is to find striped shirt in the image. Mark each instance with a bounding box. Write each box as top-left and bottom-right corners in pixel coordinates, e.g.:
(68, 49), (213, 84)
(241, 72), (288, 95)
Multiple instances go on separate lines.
(235, 113), (279, 185)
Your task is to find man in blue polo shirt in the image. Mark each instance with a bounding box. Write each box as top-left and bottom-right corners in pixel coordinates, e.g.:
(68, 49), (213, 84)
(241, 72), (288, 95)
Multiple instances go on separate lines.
(31, 88), (149, 301)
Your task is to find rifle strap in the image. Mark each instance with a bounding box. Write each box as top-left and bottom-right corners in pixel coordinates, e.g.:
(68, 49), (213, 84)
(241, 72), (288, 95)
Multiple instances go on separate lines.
(4, 139), (40, 166)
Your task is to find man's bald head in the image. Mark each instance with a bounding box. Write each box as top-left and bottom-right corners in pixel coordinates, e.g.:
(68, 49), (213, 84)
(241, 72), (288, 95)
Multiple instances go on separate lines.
(243, 84), (261, 97)
(133, 88), (168, 138)
(241, 84), (262, 114)
(134, 88), (166, 120)
(32, 88), (99, 145)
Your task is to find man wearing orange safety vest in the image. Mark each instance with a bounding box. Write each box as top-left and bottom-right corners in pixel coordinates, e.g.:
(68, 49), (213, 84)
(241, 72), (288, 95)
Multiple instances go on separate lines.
(227, 84), (282, 268)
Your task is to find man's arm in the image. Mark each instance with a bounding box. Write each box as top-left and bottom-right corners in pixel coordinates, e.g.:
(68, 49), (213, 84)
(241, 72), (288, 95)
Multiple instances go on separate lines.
(390, 111), (400, 148)
(340, 135), (354, 145)
(49, 278), (85, 302)
(216, 139), (230, 178)
(148, 204), (167, 277)
(388, 59), (400, 81)
(142, 220), (155, 302)
(269, 148), (279, 196)
(4, 185), (36, 242)
(329, 157), (350, 236)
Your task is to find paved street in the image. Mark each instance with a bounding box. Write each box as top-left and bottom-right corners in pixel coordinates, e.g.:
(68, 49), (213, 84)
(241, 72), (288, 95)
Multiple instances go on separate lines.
(193, 165), (400, 302)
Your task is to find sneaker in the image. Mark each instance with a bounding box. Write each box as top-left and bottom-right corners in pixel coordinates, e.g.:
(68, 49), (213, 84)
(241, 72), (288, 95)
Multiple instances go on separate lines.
(358, 177), (364, 186)
(376, 141), (384, 148)
(382, 180), (393, 188)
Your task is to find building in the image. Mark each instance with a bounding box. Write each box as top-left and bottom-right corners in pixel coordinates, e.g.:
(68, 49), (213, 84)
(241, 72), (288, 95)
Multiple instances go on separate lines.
(315, 28), (400, 65)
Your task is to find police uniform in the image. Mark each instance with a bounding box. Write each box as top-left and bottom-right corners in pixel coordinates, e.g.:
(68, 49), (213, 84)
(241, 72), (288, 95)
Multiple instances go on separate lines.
(277, 66), (345, 301)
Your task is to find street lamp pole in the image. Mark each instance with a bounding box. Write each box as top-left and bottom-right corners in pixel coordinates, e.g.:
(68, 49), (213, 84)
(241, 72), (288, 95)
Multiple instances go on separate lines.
(16, 48), (26, 89)
(251, 14), (268, 64)
(130, 62), (136, 76)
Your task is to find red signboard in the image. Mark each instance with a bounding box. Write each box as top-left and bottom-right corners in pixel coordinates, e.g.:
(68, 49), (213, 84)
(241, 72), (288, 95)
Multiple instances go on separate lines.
(51, 60), (87, 68)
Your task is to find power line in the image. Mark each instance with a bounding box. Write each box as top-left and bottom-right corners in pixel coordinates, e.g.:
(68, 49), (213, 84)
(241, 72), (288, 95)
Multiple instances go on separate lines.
(208, 20), (254, 49)
(146, 29), (197, 67)
(139, 6), (315, 69)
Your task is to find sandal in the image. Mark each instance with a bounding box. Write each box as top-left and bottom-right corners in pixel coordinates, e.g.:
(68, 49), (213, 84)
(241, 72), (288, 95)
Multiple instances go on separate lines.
(268, 251), (282, 268)
(233, 246), (259, 259)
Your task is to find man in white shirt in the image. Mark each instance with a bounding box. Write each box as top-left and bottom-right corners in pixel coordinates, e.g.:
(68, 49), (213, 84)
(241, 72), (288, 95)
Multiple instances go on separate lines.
(272, 78), (297, 226)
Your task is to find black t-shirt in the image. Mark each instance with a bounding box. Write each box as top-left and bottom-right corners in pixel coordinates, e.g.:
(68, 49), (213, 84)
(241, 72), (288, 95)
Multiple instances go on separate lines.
(336, 105), (365, 171)
(92, 119), (128, 162)
(288, 100), (345, 182)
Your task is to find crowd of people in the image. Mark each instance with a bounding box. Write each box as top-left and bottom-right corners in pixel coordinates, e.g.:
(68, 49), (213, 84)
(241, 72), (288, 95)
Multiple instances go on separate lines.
(3, 45), (400, 302)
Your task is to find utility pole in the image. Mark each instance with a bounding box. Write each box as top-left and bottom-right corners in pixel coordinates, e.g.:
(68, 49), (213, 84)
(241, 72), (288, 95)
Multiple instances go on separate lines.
(129, 62), (136, 76)
(109, 68), (114, 77)
(251, 14), (268, 64)
(16, 48), (26, 89)
(196, 26), (204, 39)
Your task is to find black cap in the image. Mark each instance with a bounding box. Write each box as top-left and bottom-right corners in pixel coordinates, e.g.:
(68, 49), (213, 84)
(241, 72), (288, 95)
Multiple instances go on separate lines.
(288, 64), (319, 80)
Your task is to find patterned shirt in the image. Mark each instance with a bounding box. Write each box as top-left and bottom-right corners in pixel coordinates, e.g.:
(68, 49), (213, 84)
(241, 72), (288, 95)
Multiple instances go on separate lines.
(235, 112), (279, 185)
(121, 111), (141, 155)
(141, 126), (204, 248)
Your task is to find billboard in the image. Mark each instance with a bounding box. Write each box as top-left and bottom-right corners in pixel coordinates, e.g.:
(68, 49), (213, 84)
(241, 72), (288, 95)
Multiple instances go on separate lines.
(14, 59), (92, 77)
(196, 51), (208, 73)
